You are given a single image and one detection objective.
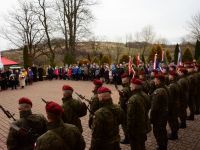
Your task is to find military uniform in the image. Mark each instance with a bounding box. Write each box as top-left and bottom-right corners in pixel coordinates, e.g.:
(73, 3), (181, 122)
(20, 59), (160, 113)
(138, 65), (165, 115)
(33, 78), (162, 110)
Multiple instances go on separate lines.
(89, 80), (103, 128)
(35, 101), (85, 150)
(168, 72), (180, 140)
(119, 83), (132, 142)
(62, 97), (87, 133)
(127, 88), (150, 150)
(187, 73), (196, 120)
(89, 91), (100, 128)
(7, 111), (47, 150)
(150, 83), (168, 150)
(35, 119), (85, 150)
(90, 99), (124, 150)
(177, 71), (189, 128)
(193, 72), (200, 114)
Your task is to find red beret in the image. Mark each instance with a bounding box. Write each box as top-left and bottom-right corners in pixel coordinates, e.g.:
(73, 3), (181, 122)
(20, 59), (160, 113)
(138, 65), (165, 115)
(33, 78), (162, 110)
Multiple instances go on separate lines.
(19, 97), (32, 107)
(121, 73), (129, 78)
(131, 78), (142, 85)
(93, 79), (103, 86)
(152, 69), (158, 74)
(179, 68), (188, 74)
(138, 71), (145, 75)
(62, 85), (73, 91)
(186, 65), (194, 69)
(178, 65), (184, 69)
(46, 101), (64, 115)
(97, 87), (111, 94)
(169, 64), (176, 70)
(155, 73), (165, 81)
(169, 71), (177, 77)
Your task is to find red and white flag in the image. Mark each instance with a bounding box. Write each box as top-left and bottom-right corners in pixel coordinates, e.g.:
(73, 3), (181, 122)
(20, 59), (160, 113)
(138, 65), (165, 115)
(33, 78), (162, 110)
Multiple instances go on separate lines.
(161, 50), (164, 62)
(153, 53), (157, 69)
(128, 56), (133, 75)
(136, 53), (140, 67)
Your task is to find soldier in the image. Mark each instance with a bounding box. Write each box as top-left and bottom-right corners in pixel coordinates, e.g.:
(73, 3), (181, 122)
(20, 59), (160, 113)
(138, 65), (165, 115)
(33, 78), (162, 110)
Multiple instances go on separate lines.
(168, 71), (180, 140)
(90, 87), (125, 150)
(138, 71), (150, 95)
(89, 79), (103, 129)
(127, 78), (151, 150)
(177, 67), (189, 128)
(119, 73), (132, 144)
(150, 74), (168, 150)
(194, 65), (200, 114)
(148, 69), (158, 95)
(7, 97), (47, 150)
(61, 85), (87, 133)
(35, 101), (85, 150)
(186, 65), (196, 120)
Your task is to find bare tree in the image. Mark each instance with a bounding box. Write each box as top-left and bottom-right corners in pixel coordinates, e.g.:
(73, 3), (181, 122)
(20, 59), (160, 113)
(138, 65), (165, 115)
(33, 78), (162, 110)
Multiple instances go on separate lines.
(56, 0), (95, 58)
(188, 12), (200, 40)
(1, 0), (45, 64)
(141, 25), (155, 43)
(34, 0), (57, 66)
(140, 25), (156, 57)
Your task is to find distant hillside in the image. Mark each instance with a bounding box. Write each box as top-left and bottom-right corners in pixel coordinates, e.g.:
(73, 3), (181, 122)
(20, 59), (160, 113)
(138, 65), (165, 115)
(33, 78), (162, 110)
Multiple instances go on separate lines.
(1, 41), (195, 66)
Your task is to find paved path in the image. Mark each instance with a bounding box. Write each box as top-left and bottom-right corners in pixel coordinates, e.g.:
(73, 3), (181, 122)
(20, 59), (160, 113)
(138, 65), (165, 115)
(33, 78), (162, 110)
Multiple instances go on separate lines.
(0, 80), (200, 150)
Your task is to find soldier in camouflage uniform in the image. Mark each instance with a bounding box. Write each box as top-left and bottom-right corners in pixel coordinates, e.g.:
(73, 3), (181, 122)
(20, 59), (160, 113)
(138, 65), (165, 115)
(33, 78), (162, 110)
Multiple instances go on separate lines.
(148, 69), (158, 95)
(127, 78), (151, 150)
(194, 65), (200, 114)
(150, 74), (168, 150)
(35, 101), (85, 150)
(61, 85), (87, 133)
(138, 71), (151, 95)
(177, 67), (189, 128)
(7, 97), (47, 150)
(186, 65), (196, 120)
(119, 73), (132, 144)
(90, 87), (125, 150)
(89, 79), (103, 128)
(167, 71), (180, 140)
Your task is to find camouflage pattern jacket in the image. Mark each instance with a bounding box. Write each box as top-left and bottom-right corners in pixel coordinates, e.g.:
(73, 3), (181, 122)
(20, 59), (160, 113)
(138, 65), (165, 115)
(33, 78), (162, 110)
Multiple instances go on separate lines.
(35, 119), (85, 150)
(91, 99), (125, 149)
(7, 110), (47, 150)
(62, 97), (87, 133)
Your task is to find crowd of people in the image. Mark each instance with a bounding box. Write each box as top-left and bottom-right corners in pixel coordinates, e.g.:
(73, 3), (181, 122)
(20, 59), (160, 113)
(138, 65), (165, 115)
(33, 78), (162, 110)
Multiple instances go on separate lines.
(2, 60), (200, 150)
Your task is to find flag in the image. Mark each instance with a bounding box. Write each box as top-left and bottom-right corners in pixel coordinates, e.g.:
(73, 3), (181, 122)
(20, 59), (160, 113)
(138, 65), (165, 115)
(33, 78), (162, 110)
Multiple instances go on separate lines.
(161, 50), (164, 62)
(0, 51), (2, 63)
(153, 53), (157, 69)
(177, 45), (182, 66)
(0, 51), (3, 69)
(128, 56), (133, 75)
(136, 53), (140, 67)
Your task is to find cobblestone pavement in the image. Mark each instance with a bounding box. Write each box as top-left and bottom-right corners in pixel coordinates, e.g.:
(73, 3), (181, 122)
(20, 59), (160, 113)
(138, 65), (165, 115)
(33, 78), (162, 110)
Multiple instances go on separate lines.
(1, 80), (200, 150)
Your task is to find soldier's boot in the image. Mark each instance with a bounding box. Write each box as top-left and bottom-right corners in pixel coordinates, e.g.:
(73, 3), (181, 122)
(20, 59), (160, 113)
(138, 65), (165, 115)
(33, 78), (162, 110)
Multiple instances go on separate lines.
(120, 135), (130, 144)
(186, 115), (194, 121)
(168, 131), (178, 140)
(179, 121), (186, 129)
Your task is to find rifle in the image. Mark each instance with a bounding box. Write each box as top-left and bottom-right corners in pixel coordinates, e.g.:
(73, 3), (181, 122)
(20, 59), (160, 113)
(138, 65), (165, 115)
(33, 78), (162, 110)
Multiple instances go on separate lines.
(75, 92), (91, 104)
(41, 98), (48, 104)
(0, 105), (39, 139)
(75, 92), (93, 115)
(0, 105), (16, 121)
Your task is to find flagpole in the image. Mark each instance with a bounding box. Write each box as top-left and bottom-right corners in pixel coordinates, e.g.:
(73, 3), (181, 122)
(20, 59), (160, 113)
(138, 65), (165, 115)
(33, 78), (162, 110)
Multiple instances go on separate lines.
(153, 53), (157, 70)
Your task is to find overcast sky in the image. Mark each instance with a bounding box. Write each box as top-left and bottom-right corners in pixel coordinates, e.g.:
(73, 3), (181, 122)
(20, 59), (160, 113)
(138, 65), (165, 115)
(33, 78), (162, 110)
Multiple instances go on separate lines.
(0, 0), (200, 50)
